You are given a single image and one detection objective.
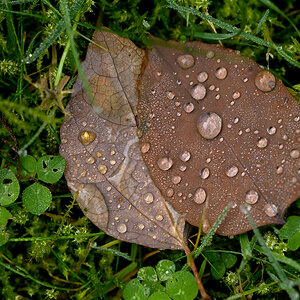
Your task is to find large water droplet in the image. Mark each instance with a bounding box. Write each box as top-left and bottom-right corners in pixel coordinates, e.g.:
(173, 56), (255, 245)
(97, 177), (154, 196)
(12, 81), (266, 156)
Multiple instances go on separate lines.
(245, 190), (259, 204)
(141, 142), (151, 153)
(78, 131), (96, 145)
(257, 137), (268, 148)
(197, 112), (222, 140)
(184, 102), (195, 113)
(197, 72), (208, 83)
(290, 149), (300, 159)
(157, 156), (173, 171)
(215, 67), (228, 79)
(117, 223), (127, 233)
(191, 84), (207, 100)
(267, 126), (276, 135)
(176, 54), (195, 69)
(264, 203), (278, 217)
(226, 165), (239, 177)
(255, 70), (276, 92)
(179, 150), (191, 162)
(200, 167), (210, 179)
(144, 192), (154, 204)
(193, 188), (207, 204)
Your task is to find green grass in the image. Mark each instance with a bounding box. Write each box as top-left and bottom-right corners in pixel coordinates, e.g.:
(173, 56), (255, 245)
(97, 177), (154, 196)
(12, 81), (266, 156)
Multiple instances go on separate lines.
(0, 0), (299, 299)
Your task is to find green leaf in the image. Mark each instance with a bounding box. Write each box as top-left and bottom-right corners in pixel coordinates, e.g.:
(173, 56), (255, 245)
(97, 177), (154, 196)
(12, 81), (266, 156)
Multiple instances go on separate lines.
(222, 253), (237, 269)
(123, 278), (150, 300)
(20, 155), (37, 176)
(0, 207), (12, 230)
(278, 216), (300, 239)
(149, 291), (170, 300)
(156, 260), (176, 281)
(206, 252), (226, 279)
(288, 231), (300, 251)
(0, 230), (9, 246)
(137, 266), (158, 285)
(166, 271), (198, 300)
(0, 168), (20, 205)
(37, 155), (65, 184)
(22, 183), (52, 215)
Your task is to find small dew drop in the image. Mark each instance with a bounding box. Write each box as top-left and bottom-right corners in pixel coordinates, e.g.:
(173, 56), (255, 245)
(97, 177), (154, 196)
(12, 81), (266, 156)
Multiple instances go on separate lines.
(157, 156), (173, 171)
(86, 157), (95, 164)
(193, 188), (207, 204)
(78, 131), (96, 146)
(184, 102), (195, 113)
(176, 54), (195, 69)
(200, 167), (210, 179)
(276, 166), (283, 175)
(197, 72), (208, 83)
(98, 164), (107, 174)
(155, 215), (164, 221)
(215, 67), (228, 79)
(166, 91), (175, 100)
(290, 149), (300, 159)
(226, 165), (239, 177)
(117, 223), (127, 234)
(197, 112), (222, 140)
(179, 150), (191, 162)
(191, 84), (207, 100)
(172, 175), (182, 184)
(166, 188), (174, 197)
(138, 224), (145, 230)
(245, 190), (259, 204)
(257, 137), (268, 148)
(144, 192), (154, 204)
(232, 91), (241, 99)
(267, 126), (277, 135)
(206, 50), (215, 59)
(141, 142), (151, 154)
(264, 203), (278, 217)
(233, 117), (239, 124)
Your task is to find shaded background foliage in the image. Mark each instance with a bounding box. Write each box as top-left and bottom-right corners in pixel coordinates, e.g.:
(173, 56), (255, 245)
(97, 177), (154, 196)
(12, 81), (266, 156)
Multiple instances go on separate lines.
(0, 0), (299, 299)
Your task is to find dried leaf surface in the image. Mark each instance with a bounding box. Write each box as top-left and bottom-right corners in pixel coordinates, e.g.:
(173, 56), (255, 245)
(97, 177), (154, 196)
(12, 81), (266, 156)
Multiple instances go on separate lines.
(137, 39), (300, 235)
(60, 31), (185, 249)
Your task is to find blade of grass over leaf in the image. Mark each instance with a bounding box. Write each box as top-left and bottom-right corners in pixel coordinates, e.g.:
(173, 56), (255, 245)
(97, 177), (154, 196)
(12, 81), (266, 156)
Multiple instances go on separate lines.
(90, 245), (132, 261)
(166, 0), (300, 68)
(255, 9), (269, 34)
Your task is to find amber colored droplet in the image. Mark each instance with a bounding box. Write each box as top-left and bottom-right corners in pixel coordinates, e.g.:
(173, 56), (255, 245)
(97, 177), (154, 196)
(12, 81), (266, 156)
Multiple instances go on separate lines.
(193, 188), (207, 204)
(191, 84), (207, 100)
(176, 54), (195, 69)
(78, 131), (96, 145)
(245, 190), (259, 204)
(86, 157), (95, 164)
(290, 149), (300, 159)
(155, 214), (164, 221)
(117, 223), (127, 233)
(98, 164), (107, 174)
(157, 156), (173, 171)
(215, 67), (228, 80)
(197, 72), (208, 83)
(255, 70), (276, 92)
(257, 137), (268, 148)
(264, 203), (278, 217)
(200, 167), (210, 179)
(197, 112), (222, 140)
(226, 165), (239, 177)
(141, 142), (151, 154)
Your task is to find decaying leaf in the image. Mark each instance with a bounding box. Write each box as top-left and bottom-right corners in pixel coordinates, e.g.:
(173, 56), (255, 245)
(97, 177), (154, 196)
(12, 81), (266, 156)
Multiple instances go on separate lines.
(60, 30), (300, 249)
(60, 30), (186, 250)
(138, 38), (300, 236)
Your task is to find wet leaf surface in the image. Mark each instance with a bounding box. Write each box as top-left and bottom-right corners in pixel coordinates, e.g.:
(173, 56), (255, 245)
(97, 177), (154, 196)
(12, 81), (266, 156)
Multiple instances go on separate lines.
(60, 30), (300, 249)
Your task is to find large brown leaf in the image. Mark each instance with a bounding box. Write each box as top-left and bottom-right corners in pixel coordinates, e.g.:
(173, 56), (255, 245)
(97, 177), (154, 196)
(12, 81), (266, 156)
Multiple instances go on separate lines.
(137, 38), (300, 236)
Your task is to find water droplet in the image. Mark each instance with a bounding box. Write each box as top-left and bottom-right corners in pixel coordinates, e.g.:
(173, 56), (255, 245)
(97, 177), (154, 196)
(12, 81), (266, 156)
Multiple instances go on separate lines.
(155, 215), (164, 221)
(264, 203), (278, 217)
(166, 188), (174, 197)
(141, 142), (151, 153)
(86, 157), (95, 164)
(144, 192), (154, 204)
(96, 152), (102, 158)
(117, 223), (127, 233)
(215, 94), (220, 100)
(243, 78), (248, 83)
(233, 117), (239, 124)
(202, 217), (211, 234)
(184, 102), (195, 113)
(197, 72), (208, 83)
(179, 165), (187, 172)
(267, 126), (276, 135)
(215, 67), (228, 79)
(61, 138), (67, 144)
(179, 150), (191, 162)
(255, 70), (276, 92)
(191, 84), (207, 100)
(166, 91), (175, 100)
(172, 175), (182, 184)
(193, 188), (207, 204)
(98, 164), (108, 174)
(176, 79), (182, 85)
(226, 165), (239, 177)
(197, 112), (222, 139)
(276, 166), (283, 174)
(138, 224), (145, 230)
(290, 149), (300, 159)
(232, 91), (240, 99)
(209, 84), (215, 91)
(206, 50), (215, 58)
(200, 167), (210, 179)
(257, 137), (268, 148)
(157, 156), (173, 171)
(176, 54), (195, 69)
(245, 190), (259, 204)
(78, 131), (96, 145)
